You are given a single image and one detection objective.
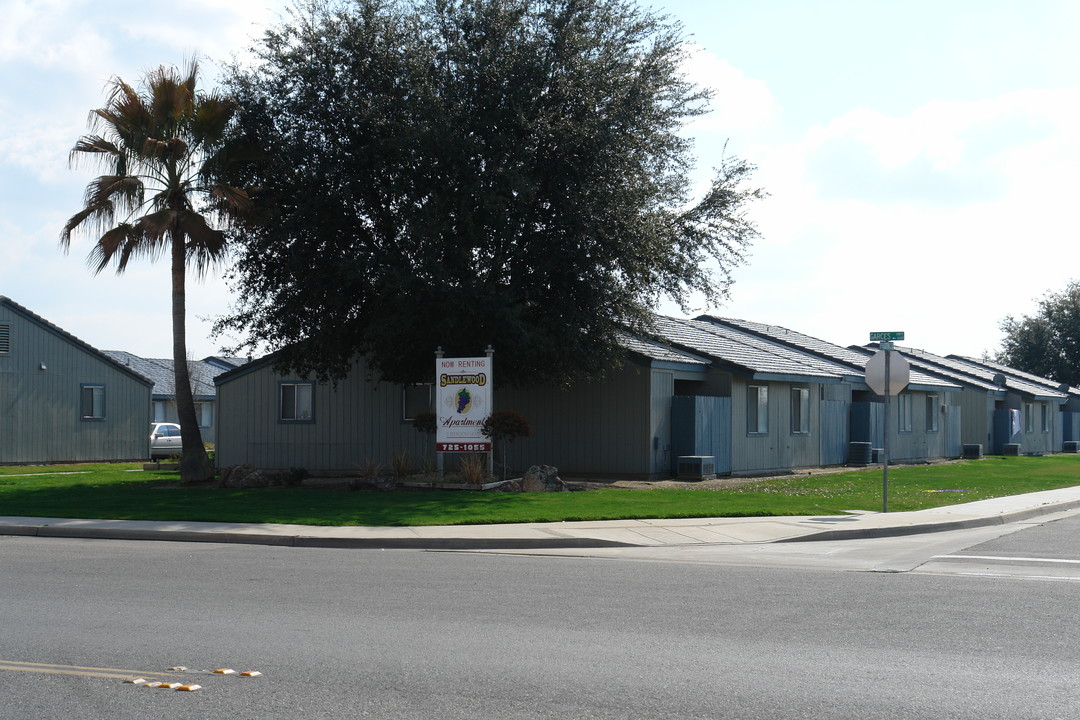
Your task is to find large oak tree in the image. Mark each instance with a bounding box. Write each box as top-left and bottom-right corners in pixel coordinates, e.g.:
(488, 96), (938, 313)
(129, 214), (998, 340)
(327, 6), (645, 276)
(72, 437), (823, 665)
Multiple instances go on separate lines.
(216, 0), (763, 386)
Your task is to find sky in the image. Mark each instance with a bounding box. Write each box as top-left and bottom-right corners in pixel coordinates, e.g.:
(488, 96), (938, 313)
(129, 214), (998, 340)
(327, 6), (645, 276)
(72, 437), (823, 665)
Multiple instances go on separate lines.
(2, 0), (1078, 362)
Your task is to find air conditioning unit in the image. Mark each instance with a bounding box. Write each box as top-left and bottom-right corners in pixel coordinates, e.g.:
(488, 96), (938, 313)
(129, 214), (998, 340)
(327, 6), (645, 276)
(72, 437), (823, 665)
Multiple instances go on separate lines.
(677, 456), (716, 480)
(1064, 441), (1080, 454)
(962, 444), (983, 460)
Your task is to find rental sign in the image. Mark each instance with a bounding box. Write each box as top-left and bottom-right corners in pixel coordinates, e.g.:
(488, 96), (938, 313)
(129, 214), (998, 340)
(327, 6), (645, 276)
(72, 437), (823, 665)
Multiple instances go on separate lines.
(435, 355), (492, 452)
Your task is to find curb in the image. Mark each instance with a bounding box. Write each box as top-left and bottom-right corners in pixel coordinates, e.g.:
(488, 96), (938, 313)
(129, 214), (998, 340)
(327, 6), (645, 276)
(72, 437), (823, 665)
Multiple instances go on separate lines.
(3, 498), (1080, 550)
(775, 498), (1080, 543)
(0, 524), (636, 550)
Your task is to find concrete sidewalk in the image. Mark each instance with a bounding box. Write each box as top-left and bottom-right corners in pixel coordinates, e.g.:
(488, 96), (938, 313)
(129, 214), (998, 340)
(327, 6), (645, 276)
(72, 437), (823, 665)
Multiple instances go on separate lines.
(3, 486), (1080, 550)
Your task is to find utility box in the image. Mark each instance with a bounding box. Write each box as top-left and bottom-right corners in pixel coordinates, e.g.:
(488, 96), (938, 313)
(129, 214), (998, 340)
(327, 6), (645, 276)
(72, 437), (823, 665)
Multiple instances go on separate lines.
(677, 456), (716, 480)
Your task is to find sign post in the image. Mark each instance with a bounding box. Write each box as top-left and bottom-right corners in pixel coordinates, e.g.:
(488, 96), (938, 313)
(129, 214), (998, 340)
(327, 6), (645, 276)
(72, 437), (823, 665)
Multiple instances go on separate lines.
(865, 332), (909, 512)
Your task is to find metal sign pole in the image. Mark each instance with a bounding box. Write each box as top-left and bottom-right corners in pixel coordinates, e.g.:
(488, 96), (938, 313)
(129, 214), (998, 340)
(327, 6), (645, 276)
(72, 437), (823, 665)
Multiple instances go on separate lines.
(883, 349), (891, 513)
(435, 346), (445, 479)
(866, 334), (907, 515)
(485, 345), (494, 479)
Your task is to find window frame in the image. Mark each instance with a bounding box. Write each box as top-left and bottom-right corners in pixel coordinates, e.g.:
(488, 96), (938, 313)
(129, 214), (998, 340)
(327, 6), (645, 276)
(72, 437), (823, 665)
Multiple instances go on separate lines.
(402, 383), (434, 422)
(925, 394), (939, 433)
(747, 384), (769, 436)
(195, 401), (213, 428)
(790, 387), (810, 435)
(1024, 401), (1034, 433)
(898, 393), (913, 433)
(80, 383), (106, 421)
(278, 381), (315, 423)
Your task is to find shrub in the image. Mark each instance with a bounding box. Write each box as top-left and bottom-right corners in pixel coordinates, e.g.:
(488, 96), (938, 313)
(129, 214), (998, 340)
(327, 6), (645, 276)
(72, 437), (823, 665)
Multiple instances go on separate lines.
(412, 412), (436, 434)
(267, 467), (309, 487)
(458, 453), (488, 485)
(481, 410), (532, 480)
(481, 410), (532, 443)
(390, 450), (414, 478)
(358, 458), (383, 478)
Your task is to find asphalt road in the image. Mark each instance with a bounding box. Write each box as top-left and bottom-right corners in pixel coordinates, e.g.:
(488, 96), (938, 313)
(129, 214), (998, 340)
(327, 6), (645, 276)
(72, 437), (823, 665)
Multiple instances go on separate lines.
(2, 515), (1080, 719)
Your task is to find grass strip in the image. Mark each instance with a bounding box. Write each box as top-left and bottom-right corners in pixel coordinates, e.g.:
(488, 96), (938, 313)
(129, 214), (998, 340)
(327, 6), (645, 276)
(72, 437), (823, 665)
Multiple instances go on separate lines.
(0, 455), (1077, 526)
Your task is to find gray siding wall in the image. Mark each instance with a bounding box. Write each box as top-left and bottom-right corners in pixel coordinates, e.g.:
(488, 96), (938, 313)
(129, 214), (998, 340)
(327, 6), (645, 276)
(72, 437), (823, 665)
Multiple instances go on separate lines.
(955, 389), (995, 448)
(890, 391), (947, 461)
(497, 362), (653, 478)
(729, 376), (829, 474)
(215, 357), (432, 471)
(217, 357), (656, 477)
(0, 307), (151, 463)
(851, 391), (958, 462)
(996, 395), (1060, 454)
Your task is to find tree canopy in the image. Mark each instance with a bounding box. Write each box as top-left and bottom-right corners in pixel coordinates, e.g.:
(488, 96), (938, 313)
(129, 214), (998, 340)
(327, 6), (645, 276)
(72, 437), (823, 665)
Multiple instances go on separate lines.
(997, 280), (1080, 387)
(216, 0), (763, 386)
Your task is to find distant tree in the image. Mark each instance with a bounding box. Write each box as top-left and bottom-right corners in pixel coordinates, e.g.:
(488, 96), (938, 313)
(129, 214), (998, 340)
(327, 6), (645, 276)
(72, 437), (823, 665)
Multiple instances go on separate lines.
(214, 0), (763, 387)
(997, 280), (1080, 387)
(61, 60), (250, 483)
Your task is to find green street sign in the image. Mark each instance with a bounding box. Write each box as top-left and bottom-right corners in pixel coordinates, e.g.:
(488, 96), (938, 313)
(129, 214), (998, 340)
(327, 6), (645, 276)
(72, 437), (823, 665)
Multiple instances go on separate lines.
(869, 331), (905, 342)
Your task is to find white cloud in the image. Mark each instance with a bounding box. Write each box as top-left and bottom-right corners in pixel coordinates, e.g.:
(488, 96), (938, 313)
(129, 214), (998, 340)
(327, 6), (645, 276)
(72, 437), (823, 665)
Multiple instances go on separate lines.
(680, 44), (779, 133)
(704, 86), (1080, 357)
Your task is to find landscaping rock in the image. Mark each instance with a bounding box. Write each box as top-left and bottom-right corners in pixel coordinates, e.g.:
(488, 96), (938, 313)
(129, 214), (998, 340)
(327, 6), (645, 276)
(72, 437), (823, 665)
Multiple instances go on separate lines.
(521, 465), (566, 492)
(347, 477), (396, 491)
(218, 464), (269, 488)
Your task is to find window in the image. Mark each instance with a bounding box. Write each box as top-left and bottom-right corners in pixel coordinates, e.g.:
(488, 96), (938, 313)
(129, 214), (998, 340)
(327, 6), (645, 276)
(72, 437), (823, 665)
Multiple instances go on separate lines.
(1024, 401), (1034, 433)
(402, 383), (433, 421)
(1041, 403), (1050, 433)
(747, 385), (768, 435)
(898, 393), (913, 433)
(791, 387), (810, 435)
(153, 400), (169, 423)
(195, 402), (213, 428)
(80, 384), (105, 420)
(925, 395), (939, 433)
(280, 382), (314, 422)
(0, 323), (10, 353)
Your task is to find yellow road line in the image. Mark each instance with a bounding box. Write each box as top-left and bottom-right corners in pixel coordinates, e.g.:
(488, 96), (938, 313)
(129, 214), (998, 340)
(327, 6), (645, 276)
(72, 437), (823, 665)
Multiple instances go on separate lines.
(0, 660), (179, 679)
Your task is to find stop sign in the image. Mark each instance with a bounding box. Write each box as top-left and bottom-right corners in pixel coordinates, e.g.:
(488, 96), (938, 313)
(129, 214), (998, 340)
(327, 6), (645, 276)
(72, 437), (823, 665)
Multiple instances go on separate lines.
(865, 350), (910, 396)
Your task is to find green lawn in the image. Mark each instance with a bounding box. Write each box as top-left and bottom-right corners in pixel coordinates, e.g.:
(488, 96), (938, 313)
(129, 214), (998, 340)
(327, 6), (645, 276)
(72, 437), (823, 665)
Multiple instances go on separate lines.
(1, 455), (1078, 527)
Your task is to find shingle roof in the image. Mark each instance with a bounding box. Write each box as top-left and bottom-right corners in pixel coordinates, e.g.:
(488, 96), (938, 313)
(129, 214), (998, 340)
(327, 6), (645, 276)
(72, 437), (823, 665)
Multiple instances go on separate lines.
(884, 346), (1066, 399)
(701, 316), (960, 391)
(102, 351), (224, 399)
(649, 316), (852, 381)
(948, 355), (1080, 396)
(619, 333), (710, 367)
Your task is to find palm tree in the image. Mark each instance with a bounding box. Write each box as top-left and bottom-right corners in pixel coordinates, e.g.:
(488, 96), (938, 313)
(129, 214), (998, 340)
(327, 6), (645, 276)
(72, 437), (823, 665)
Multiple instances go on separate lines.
(61, 59), (250, 483)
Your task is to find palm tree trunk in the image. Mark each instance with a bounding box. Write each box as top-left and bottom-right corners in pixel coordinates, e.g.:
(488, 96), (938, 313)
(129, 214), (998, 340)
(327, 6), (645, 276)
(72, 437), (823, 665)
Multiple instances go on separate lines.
(171, 232), (213, 483)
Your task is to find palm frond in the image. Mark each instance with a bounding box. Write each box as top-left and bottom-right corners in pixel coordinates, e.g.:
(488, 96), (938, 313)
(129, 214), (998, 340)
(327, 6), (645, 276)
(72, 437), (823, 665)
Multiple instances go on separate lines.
(209, 184), (253, 215)
(60, 205), (109, 250)
(86, 223), (139, 274)
(191, 94), (238, 147)
(84, 175), (143, 214)
(177, 210), (229, 277)
(100, 211), (173, 272)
